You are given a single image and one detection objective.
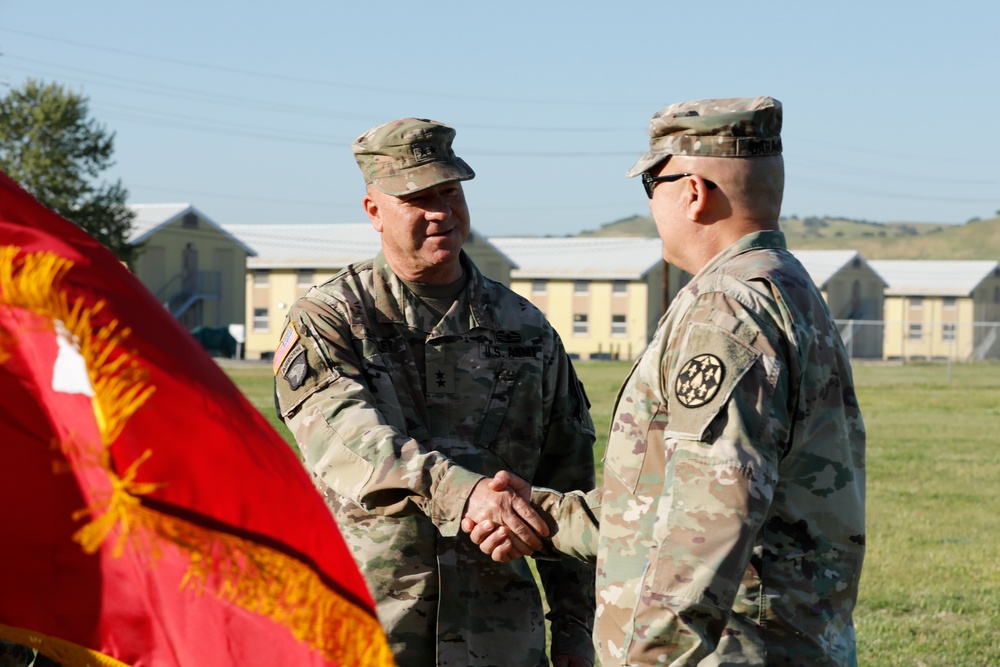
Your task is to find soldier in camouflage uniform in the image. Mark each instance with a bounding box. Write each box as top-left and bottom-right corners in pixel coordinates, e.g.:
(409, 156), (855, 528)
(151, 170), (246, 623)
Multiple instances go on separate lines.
(273, 118), (597, 667)
(464, 98), (867, 666)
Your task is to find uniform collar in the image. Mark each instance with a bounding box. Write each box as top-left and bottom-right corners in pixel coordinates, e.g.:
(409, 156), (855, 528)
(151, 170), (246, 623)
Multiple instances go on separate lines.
(694, 229), (787, 280)
(372, 250), (500, 333)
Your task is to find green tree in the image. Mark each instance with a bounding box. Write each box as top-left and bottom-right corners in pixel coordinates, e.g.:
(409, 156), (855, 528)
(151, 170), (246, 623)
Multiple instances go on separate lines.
(0, 79), (139, 266)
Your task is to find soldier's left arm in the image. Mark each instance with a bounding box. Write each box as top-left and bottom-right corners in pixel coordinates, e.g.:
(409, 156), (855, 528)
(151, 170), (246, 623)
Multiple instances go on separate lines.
(628, 289), (791, 664)
(531, 334), (598, 663)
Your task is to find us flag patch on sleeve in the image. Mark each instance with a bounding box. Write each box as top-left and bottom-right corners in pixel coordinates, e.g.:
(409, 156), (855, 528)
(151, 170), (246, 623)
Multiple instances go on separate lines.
(273, 321), (300, 374)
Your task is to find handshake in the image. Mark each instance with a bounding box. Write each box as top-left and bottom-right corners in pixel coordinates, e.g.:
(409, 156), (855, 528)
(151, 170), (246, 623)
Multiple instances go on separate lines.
(461, 471), (599, 565)
(461, 471), (544, 563)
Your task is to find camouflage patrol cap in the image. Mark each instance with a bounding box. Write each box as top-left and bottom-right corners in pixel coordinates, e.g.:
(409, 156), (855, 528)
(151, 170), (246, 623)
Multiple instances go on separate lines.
(352, 118), (475, 196)
(626, 96), (782, 178)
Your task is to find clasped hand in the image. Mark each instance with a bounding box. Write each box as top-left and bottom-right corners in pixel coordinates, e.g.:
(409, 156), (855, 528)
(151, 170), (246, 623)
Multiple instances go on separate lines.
(462, 471), (538, 563)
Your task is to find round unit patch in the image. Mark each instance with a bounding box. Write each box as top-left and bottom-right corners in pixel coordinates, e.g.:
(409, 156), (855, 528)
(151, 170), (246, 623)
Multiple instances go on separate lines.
(674, 353), (725, 408)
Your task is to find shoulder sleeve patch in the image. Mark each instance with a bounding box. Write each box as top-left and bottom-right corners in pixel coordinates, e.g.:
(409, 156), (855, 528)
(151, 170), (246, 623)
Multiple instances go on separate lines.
(274, 317), (339, 420)
(273, 321), (300, 374)
(666, 321), (760, 441)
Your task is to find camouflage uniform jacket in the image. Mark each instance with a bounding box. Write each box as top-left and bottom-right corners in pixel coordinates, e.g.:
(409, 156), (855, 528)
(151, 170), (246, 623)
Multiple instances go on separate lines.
(537, 230), (866, 666)
(274, 251), (597, 667)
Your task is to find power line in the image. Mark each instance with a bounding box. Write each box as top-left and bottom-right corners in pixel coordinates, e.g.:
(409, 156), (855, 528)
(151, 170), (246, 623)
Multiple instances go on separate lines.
(0, 27), (645, 108)
(2, 54), (639, 134)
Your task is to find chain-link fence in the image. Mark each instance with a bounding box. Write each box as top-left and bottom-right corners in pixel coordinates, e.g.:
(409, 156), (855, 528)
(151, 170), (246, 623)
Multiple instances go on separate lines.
(835, 319), (1000, 361)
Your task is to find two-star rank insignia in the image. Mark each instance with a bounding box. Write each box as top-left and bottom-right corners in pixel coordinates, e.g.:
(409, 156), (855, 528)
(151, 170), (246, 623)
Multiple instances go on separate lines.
(674, 353), (725, 408)
(425, 360), (455, 394)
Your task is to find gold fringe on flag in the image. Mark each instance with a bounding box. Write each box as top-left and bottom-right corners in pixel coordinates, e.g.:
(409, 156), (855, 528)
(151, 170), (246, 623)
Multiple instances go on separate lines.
(0, 622), (132, 667)
(1, 246), (395, 666)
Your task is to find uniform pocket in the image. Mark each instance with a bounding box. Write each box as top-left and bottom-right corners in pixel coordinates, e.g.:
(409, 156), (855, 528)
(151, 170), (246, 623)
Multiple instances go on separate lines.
(664, 321), (760, 442)
(473, 361), (542, 477)
(604, 364), (669, 494)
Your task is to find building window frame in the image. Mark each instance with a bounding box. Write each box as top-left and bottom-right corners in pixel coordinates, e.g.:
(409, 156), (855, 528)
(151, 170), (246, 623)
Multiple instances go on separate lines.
(611, 314), (627, 336)
(297, 269), (314, 288)
(612, 280), (628, 295)
(253, 270), (270, 287)
(573, 313), (589, 336)
(942, 322), (957, 342)
(532, 279), (548, 295)
(573, 280), (589, 295)
(908, 322), (923, 340)
(252, 307), (269, 332)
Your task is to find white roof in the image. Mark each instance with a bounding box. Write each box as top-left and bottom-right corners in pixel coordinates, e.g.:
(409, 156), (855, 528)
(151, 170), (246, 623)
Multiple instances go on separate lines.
(788, 249), (886, 289)
(128, 203), (256, 256)
(224, 223), (509, 270)
(867, 259), (1000, 296)
(490, 237), (664, 280)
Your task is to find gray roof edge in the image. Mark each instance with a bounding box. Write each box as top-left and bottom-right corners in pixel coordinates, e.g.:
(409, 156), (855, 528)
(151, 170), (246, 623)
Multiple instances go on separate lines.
(130, 204), (258, 256)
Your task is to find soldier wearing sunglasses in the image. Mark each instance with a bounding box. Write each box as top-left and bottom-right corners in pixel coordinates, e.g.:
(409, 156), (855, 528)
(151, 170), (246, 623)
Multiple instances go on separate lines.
(464, 97), (866, 667)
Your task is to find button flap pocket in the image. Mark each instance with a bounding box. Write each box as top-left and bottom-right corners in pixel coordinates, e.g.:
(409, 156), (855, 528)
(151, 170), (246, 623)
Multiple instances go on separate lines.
(665, 321), (760, 441)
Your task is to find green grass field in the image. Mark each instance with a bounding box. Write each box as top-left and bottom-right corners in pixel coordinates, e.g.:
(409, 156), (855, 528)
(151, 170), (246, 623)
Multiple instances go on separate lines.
(224, 359), (1000, 666)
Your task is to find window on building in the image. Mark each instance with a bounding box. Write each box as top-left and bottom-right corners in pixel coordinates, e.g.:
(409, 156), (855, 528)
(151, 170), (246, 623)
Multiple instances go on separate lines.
(573, 313), (588, 335)
(611, 314), (627, 336)
(942, 323), (957, 342)
(297, 269), (314, 288)
(182, 212), (199, 229)
(253, 270), (269, 287)
(612, 280), (628, 295)
(574, 280), (589, 295)
(943, 297), (957, 309)
(994, 286), (1000, 304)
(532, 279), (548, 295)
(910, 296), (923, 308)
(908, 323), (923, 340)
(253, 308), (269, 332)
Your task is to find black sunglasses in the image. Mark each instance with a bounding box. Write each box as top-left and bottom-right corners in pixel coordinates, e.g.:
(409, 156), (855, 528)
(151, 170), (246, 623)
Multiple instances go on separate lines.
(642, 172), (718, 199)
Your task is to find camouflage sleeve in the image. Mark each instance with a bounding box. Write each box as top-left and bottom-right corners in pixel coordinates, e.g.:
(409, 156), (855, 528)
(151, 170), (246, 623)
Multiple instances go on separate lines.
(530, 486), (601, 564)
(630, 290), (788, 664)
(531, 341), (598, 661)
(274, 299), (483, 537)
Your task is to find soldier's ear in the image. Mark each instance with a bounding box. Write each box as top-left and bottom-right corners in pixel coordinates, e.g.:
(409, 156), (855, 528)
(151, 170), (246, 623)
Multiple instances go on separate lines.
(363, 193), (383, 233)
(686, 176), (712, 222)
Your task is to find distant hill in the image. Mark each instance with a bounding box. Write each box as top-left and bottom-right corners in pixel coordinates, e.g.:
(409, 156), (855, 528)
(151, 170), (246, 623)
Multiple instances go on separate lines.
(579, 214), (1000, 260)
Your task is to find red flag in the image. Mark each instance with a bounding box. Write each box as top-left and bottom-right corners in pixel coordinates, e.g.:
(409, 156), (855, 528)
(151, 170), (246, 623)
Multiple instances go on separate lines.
(0, 172), (395, 667)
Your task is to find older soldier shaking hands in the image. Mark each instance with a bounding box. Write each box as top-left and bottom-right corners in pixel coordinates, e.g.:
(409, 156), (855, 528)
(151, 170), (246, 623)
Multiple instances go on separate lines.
(464, 97), (867, 667)
(274, 118), (597, 667)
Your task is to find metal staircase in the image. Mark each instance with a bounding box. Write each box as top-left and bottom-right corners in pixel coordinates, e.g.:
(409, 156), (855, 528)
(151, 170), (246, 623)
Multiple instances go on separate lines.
(157, 271), (222, 320)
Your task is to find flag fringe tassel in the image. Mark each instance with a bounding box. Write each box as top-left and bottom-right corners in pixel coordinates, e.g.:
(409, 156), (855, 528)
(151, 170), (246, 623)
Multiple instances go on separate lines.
(1, 247), (395, 666)
(0, 623), (132, 667)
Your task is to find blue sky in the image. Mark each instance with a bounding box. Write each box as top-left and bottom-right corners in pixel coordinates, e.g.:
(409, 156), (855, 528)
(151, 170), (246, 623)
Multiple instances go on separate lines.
(2, 1), (999, 239)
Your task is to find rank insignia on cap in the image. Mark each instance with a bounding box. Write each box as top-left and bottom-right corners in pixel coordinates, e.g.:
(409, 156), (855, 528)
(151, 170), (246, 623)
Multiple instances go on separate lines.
(674, 353), (725, 408)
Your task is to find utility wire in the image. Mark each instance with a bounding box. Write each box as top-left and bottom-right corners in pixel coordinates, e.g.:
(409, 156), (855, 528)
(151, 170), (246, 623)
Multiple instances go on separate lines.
(0, 27), (646, 108)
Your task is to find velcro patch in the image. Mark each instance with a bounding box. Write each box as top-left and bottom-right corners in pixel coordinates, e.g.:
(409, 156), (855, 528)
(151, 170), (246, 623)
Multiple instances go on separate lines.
(674, 354), (725, 408)
(426, 360), (455, 393)
(666, 321), (760, 441)
(283, 349), (309, 390)
(479, 343), (542, 359)
(273, 321), (300, 374)
(495, 330), (523, 344)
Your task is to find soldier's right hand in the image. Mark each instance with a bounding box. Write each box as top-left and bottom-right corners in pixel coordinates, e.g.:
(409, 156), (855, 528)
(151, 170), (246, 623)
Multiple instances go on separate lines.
(463, 471), (548, 557)
(462, 471), (537, 562)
